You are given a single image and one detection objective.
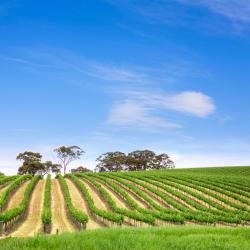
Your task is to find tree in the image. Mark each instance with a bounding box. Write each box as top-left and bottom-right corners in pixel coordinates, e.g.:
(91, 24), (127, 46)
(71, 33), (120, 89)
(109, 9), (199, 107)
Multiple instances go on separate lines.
(54, 146), (84, 175)
(44, 161), (62, 175)
(16, 151), (42, 164)
(17, 151), (62, 176)
(127, 150), (156, 171)
(0, 172), (4, 176)
(71, 166), (92, 173)
(18, 161), (45, 175)
(154, 153), (175, 169)
(95, 150), (175, 172)
(95, 151), (127, 172)
(17, 151), (44, 176)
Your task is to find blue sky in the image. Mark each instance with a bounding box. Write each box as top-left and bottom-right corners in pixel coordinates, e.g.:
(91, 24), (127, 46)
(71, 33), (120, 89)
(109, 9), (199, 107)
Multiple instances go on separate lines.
(1, 0), (250, 174)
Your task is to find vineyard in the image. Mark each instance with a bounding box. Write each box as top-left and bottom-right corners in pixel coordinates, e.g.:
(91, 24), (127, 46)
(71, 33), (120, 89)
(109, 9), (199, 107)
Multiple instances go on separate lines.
(0, 166), (250, 238)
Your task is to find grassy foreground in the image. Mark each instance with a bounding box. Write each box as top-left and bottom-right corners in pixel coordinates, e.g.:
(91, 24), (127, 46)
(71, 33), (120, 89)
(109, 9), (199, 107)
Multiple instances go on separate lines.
(1, 226), (250, 250)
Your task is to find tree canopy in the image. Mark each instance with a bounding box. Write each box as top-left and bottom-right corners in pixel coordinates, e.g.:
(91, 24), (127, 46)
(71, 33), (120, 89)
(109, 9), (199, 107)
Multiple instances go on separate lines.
(54, 146), (84, 175)
(17, 151), (62, 175)
(71, 166), (92, 173)
(95, 150), (175, 172)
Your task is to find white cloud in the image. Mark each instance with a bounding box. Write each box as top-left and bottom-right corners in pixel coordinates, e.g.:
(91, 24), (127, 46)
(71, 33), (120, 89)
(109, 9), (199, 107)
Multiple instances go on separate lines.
(107, 90), (215, 131)
(179, 0), (250, 23)
(107, 100), (182, 131)
(165, 91), (215, 117)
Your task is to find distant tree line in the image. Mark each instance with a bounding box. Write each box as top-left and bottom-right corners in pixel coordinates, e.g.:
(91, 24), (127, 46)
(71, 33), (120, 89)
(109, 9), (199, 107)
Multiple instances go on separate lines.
(0, 172), (4, 176)
(15, 146), (175, 175)
(71, 166), (92, 173)
(95, 150), (175, 172)
(17, 146), (85, 176)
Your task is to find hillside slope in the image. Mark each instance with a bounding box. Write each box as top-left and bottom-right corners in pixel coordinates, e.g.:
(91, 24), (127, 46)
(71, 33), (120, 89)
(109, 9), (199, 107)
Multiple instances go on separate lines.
(0, 166), (249, 238)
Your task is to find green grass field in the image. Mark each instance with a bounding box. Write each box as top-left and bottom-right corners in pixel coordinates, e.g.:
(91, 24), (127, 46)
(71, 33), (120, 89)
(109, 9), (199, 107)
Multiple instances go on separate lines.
(1, 226), (250, 250)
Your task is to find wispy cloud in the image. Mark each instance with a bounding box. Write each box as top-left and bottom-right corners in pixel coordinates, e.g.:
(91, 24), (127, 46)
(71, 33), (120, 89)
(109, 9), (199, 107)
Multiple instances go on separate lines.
(107, 91), (215, 131)
(0, 50), (152, 85)
(107, 0), (250, 33)
(179, 0), (250, 24)
(107, 100), (182, 131)
(1, 48), (208, 87)
(0, 47), (216, 132)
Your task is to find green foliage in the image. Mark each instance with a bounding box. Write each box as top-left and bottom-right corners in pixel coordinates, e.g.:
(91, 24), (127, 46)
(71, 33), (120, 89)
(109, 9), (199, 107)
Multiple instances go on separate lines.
(16, 151), (42, 164)
(95, 150), (175, 172)
(1, 226), (250, 250)
(41, 175), (52, 225)
(82, 174), (155, 225)
(57, 175), (88, 225)
(0, 175), (32, 209)
(17, 151), (61, 176)
(97, 174), (184, 224)
(0, 176), (17, 185)
(0, 175), (40, 223)
(107, 168), (250, 224)
(69, 174), (123, 224)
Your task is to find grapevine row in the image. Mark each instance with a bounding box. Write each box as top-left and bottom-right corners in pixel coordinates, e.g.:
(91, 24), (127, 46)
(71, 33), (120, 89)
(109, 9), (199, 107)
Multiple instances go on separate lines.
(41, 174), (52, 233)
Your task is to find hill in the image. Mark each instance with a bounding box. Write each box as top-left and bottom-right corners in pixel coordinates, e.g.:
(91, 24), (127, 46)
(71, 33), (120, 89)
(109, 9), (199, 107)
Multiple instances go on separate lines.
(0, 166), (249, 248)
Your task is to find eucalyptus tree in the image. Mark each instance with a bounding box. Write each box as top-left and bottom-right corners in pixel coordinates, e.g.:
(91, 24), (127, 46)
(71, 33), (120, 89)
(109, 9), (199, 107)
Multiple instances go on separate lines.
(54, 146), (84, 175)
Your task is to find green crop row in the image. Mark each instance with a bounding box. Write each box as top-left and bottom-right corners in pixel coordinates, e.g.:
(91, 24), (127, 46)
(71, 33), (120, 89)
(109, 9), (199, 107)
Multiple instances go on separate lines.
(149, 176), (238, 212)
(115, 173), (244, 224)
(218, 178), (250, 191)
(75, 174), (154, 225)
(97, 174), (185, 224)
(57, 175), (88, 226)
(210, 179), (250, 197)
(69, 174), (123, 224)
(177, 175), (250, 205)
(102, 173), (215, 224)
(0, 175), (32, 210)
(0, 176), (17, 185)
(41, 174), (52, 226)
(0, 175), (40, 223)
(160, 175), (250, 211)
(87, 174), (156, 224)
(142, 173), (250, 222)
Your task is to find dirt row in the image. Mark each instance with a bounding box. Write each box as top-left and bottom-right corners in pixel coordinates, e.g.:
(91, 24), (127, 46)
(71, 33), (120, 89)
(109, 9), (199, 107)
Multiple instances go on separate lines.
(51, 179), (75, 234)
(11, 180), (45, 237)
(5, 181), (30, 211)
(0, 183), (10, 196)
(65, 179), (101, 230)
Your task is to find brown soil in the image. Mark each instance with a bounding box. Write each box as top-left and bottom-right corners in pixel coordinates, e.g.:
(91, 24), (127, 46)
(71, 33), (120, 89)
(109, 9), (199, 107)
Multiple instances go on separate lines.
(163, 179), (236, 210)
(66, 178), (102, 230)
(51, 179), (75, 234)
(5, 181), (30, 211)
(94, 178), (131, 210)
(0, 183), (10, 196)
(117, 178), (173, 209)
(80, 178), (109, 211)
(126, 177), (194, 210)
(111, 179), (150, 209)
(11, 180), (45, 237)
